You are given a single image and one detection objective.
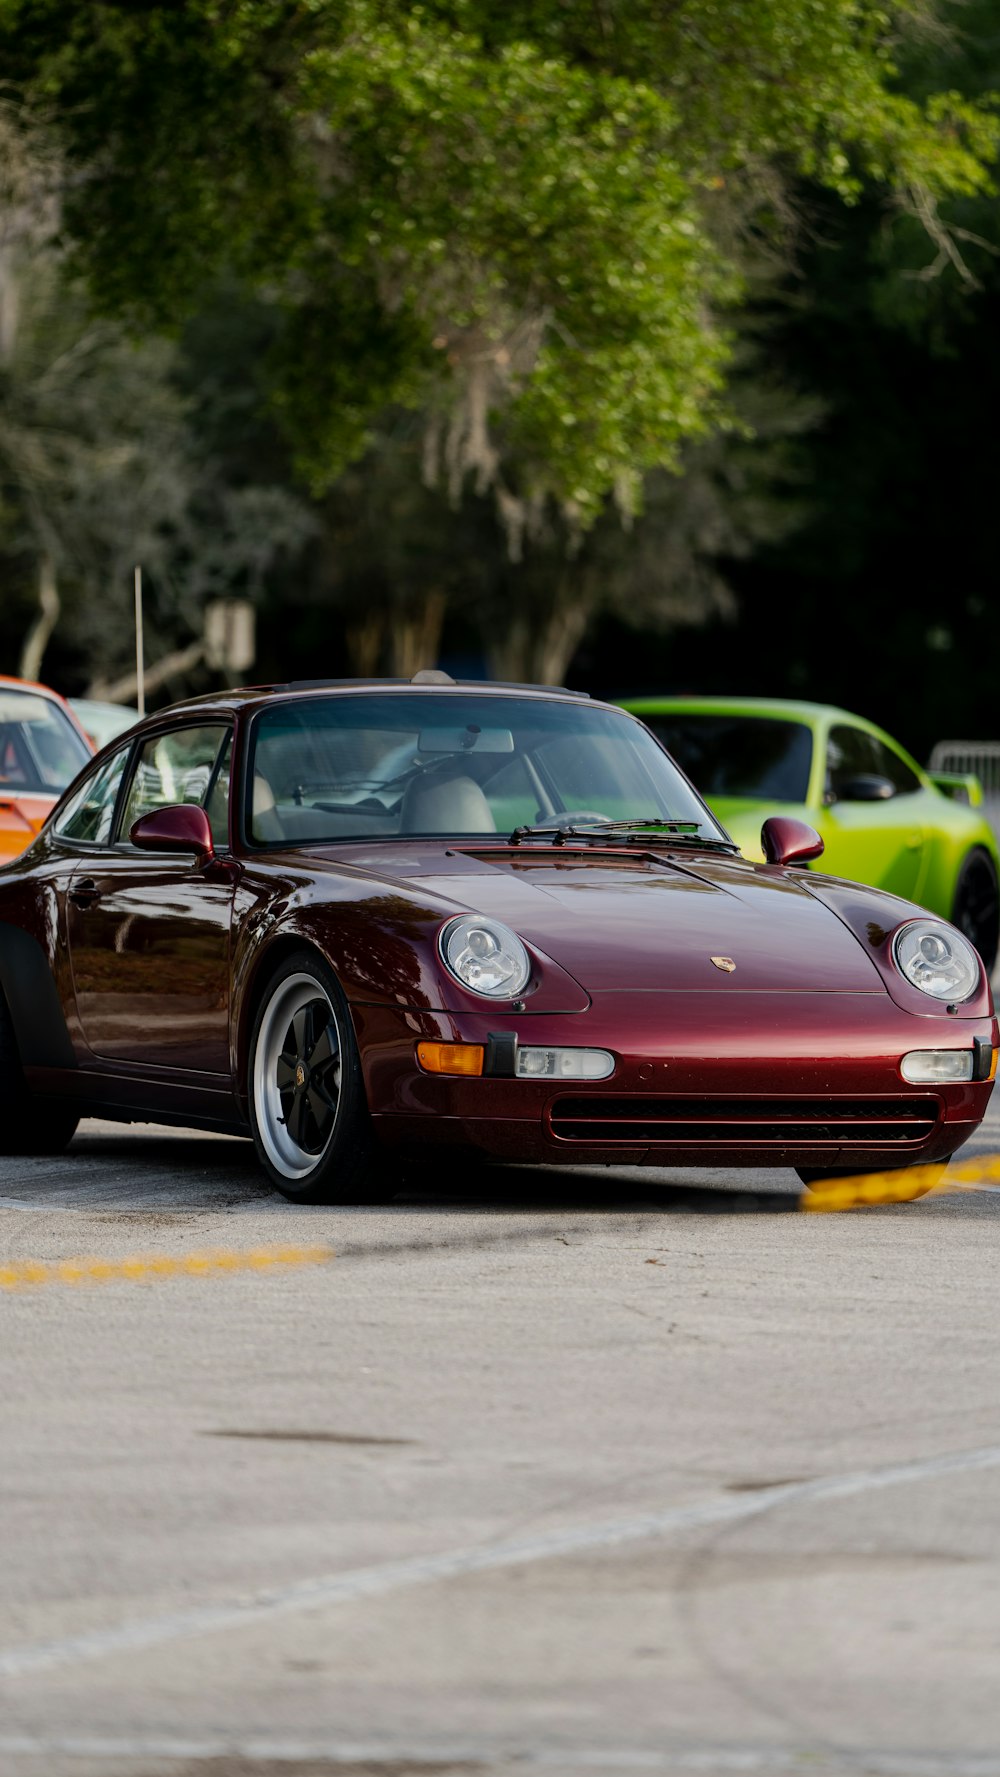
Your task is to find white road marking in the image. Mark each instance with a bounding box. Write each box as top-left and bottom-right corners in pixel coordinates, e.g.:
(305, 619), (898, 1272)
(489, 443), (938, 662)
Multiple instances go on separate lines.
(2, 1442), (1000, 1682)
(1, 1734), (999, 1773)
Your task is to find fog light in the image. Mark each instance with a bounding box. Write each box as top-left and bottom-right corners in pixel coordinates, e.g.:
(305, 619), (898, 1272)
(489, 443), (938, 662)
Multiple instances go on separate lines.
(515, 1047), (615, 1080)
(900, 1050), (974, 1084)
(416, 1042), (485, 1077)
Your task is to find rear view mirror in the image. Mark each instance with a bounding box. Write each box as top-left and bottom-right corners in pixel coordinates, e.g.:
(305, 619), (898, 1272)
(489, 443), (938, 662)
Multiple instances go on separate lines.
(130, 803), (215, 862)
(761, 815), (824, 868)
(418, 725), (514, 756)
(833, 773), (895, 802)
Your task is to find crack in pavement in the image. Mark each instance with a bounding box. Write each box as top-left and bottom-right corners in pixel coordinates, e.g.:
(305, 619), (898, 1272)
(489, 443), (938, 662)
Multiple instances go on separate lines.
(3, 1441), (1000, 1684)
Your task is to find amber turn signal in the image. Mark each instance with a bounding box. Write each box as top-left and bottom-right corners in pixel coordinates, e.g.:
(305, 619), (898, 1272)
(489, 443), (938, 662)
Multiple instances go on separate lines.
(416, 1041), (485, 1077)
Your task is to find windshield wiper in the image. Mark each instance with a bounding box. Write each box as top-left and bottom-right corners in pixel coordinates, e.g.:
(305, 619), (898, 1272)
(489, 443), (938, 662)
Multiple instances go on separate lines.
(508, 819), (738, 851)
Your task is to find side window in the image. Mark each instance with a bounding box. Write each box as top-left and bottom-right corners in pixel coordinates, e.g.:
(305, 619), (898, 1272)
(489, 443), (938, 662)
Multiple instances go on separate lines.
(53, 747), (131, 845)
(871, 737), (920, 795)
(120, 726), (230, 840)
(826, 726), (881, 801)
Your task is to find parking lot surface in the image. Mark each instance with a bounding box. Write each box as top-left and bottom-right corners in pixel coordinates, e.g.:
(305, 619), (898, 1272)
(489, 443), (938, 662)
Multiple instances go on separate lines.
(2, 1108), (1000, 1777)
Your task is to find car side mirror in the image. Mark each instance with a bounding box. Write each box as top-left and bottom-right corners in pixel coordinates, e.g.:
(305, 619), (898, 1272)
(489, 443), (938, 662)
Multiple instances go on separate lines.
(761, 815), (824, 868)
(129, 803), (215, 863)
(832, 773), (895, 803)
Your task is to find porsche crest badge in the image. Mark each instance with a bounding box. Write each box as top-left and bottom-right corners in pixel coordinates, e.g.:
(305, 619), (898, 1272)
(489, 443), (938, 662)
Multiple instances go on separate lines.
(710, 955), (736, 973)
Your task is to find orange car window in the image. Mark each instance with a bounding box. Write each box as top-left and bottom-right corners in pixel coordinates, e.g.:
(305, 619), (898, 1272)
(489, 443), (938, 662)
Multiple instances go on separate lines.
(0, 692), (90, 793)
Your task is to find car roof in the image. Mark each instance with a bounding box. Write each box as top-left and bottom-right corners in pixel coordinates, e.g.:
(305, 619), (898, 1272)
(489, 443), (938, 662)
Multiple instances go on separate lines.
(0, 674), (94, 751)
(623, 695), (883, 728)
(0, 673), (72, 706)
(124, 678), (602, 725)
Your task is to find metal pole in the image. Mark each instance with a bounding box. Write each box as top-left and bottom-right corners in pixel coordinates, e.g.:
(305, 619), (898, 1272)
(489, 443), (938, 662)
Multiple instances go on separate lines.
(134, 565), (145, 717)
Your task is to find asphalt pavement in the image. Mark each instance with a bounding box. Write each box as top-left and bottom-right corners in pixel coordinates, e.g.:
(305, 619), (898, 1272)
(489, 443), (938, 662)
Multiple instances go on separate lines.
(2, 1104), (1000, 1777)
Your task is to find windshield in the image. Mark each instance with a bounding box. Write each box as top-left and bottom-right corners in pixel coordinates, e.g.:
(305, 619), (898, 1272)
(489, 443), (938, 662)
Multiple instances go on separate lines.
(643, 712), (813, 803)
(0, 689), (91, 795)
(248, 693), (726, 845)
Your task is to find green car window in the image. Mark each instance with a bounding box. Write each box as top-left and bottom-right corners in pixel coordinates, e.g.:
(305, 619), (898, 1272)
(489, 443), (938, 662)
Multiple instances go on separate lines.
(827, 726), (880, 798)
(646, 714), (813, 803)
(871, 736), (921, 795)
(827, 726), (920, 800)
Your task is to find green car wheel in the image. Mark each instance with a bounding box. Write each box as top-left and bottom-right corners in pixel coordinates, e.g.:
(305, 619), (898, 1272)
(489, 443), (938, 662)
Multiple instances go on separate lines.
(951, 847), (999, 972)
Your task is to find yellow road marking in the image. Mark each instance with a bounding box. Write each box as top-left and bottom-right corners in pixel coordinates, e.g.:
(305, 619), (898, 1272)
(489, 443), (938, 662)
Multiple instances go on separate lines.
(0, 1244), (333, 1292)
(950, 1151), (1000, 1187)
(800, 1150), (1000, 1212)
(3, 1150), (1000, 1270)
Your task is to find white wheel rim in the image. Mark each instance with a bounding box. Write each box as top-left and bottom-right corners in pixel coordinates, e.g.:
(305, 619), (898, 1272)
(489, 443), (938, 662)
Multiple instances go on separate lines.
(253, 973), (342, 1181)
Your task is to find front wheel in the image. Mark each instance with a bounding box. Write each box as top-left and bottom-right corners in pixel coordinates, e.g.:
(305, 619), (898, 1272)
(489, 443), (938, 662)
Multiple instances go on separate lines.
(951, 847), (999, 973)
(248, 950), (382, 1203)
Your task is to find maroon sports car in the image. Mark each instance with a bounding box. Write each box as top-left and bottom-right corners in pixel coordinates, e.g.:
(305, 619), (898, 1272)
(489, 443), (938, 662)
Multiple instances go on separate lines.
(0, 676), (994, 1201)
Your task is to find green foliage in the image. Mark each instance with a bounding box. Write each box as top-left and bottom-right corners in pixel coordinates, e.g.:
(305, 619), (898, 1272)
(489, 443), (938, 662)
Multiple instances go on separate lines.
(0, 254), (195, 644)
(1, 0), (996, 519)
(0, 245), (313, 685)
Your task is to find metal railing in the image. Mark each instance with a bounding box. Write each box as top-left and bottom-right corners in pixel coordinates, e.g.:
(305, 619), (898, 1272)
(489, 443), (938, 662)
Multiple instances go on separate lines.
(929, 742), (1000, 846)
(929, 740), (1000, 799)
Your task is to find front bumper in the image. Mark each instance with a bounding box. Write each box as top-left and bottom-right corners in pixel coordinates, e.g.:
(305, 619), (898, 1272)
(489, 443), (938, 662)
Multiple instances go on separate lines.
(351, 991), (997, 1170)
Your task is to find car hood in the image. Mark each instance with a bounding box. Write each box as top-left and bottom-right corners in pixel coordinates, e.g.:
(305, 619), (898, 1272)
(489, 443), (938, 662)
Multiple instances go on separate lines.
(323, 842), (883, 994)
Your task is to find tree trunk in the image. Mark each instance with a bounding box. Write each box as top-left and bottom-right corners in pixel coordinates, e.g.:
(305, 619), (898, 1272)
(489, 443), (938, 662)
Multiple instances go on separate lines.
(531, 599), (590, 687)
(388, 590), (447, 679)
(486, 573), (589, 686)
(486, 614), (533, 682)
(19, 552), (60, 683)
(345, 612), (386, 677)
(0, 243), (19, 365)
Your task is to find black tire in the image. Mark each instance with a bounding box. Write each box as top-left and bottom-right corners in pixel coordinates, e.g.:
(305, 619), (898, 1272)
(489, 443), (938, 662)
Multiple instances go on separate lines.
(0, 992), (79, 1156)
(951, 846), (999, 973)
(247, 948), (384, 1204)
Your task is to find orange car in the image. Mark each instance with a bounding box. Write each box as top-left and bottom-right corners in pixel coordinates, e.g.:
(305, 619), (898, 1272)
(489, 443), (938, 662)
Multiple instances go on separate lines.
(0, 676), (93, 862)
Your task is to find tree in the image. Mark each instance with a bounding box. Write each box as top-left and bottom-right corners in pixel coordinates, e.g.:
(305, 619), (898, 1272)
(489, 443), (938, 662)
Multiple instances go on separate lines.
(3, 3), (998, 695)
(632, 0), (1000, 756)
(457, 338), (821, 683)
(0, 213), (313, 689)
(1, 0), (995, 531)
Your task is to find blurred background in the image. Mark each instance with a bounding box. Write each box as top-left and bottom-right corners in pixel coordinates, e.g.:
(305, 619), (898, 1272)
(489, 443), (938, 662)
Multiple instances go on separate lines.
(2, 0), (1000, 761)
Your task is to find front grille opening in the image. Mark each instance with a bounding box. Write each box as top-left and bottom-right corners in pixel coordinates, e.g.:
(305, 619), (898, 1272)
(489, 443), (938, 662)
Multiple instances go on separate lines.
(549, 1095), (940, 1146)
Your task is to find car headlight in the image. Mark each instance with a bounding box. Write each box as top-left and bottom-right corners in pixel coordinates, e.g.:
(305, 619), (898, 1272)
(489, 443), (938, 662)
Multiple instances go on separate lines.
(892, 920), (980, 1002)
(440, 916), (531, 998)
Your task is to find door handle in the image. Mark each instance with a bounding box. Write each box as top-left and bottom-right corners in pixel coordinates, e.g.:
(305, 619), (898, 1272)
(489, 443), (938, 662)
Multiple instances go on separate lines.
(69, 879), (101, 909)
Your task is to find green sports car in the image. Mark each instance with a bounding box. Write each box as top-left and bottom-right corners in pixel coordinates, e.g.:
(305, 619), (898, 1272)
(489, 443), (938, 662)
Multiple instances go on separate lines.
(622, 696), (1000, 971)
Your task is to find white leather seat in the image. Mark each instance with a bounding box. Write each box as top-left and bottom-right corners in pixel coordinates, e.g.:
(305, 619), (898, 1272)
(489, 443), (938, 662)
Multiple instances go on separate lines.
(253, 773), (285, 841)
(400, 773), (496, 834)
